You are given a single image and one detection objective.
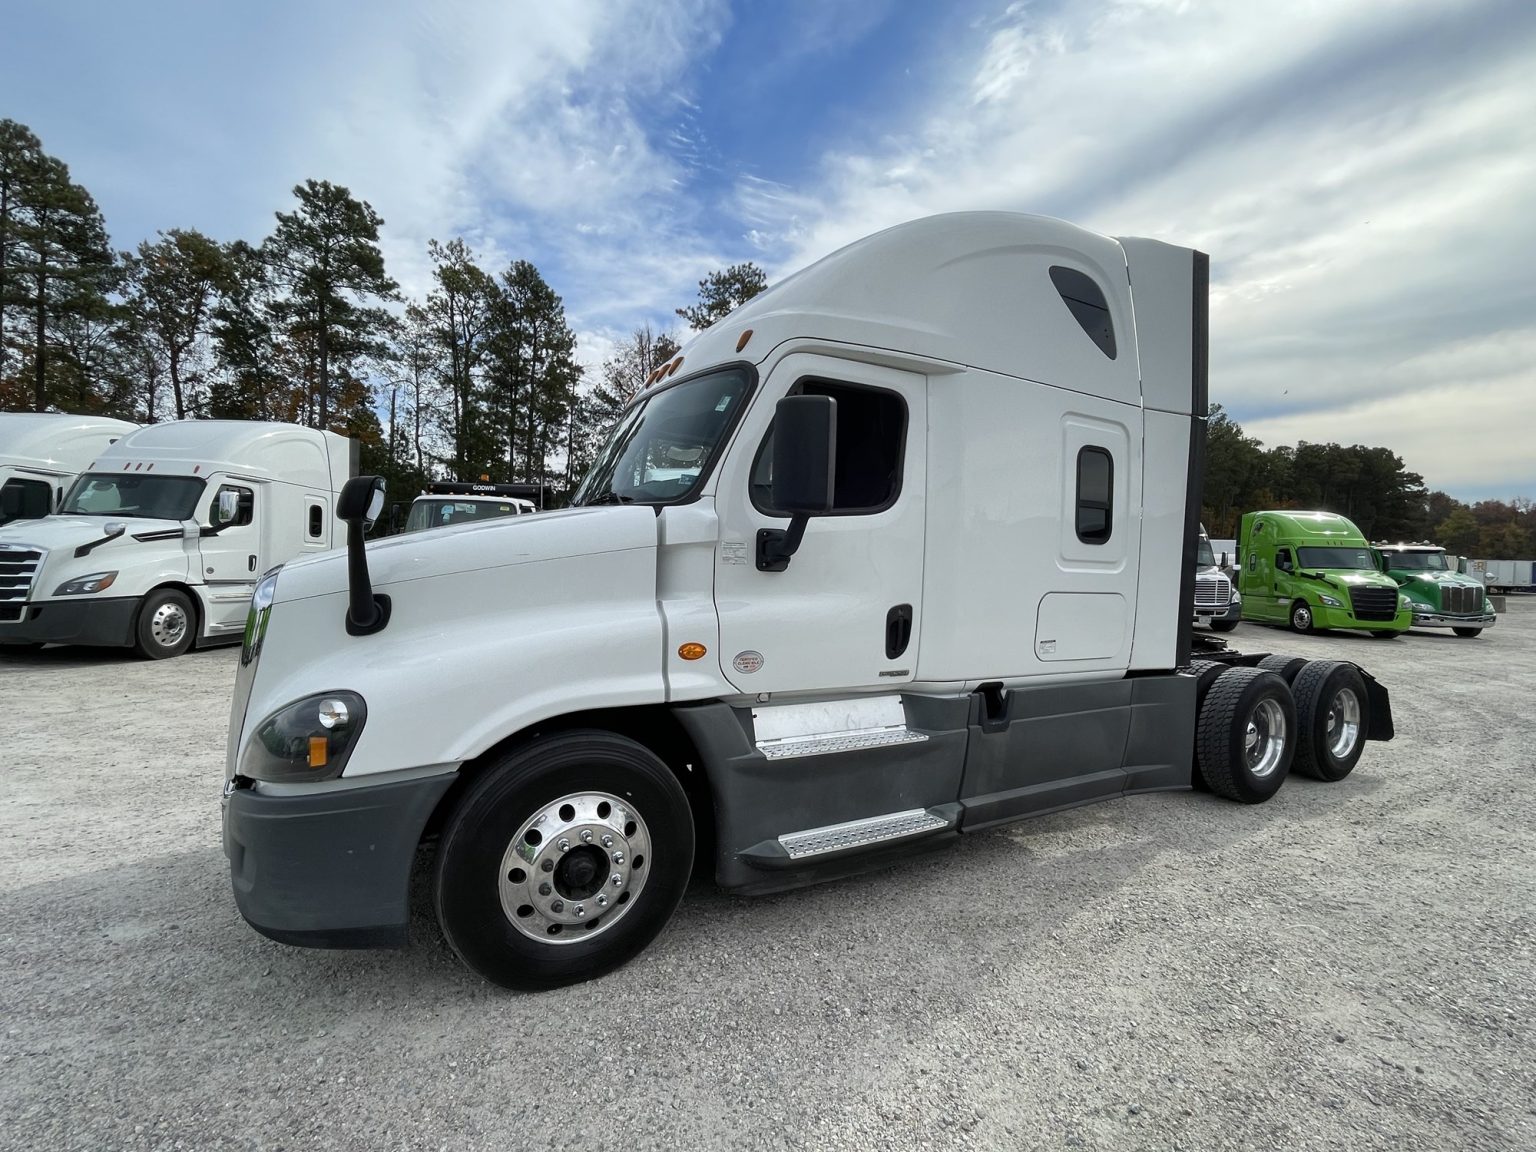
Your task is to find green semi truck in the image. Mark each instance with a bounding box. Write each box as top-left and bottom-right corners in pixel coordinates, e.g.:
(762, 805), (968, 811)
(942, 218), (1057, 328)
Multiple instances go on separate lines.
(1237, 511), (1410, 636)
(1376, 542), (1495, 638)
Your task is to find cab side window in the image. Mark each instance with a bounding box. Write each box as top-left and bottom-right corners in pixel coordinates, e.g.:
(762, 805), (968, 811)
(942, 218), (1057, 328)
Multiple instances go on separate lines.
(211, 484), (255, 529)
(751, 380), (906, 515)
(1276, 548), (1294, 573)
(0, 478), (51, 522)
(1075, 447), (1113, 544)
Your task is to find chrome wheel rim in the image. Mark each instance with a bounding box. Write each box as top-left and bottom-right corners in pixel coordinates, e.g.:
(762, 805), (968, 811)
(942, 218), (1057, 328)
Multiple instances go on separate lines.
(1293, 605), (1311, 630)
(499, 791), (650, 945)
(150, 602), (188, 648)
(1244, 698), (1288, 779)
(1325, 689), (1361, 759)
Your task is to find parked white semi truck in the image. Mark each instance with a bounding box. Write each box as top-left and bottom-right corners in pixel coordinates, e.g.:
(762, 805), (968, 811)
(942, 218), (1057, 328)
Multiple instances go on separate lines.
(0, 413), (138, 526)
(1194, 524), (1240, 631)
(0, 420), (355, 657)
(222, 213), (1395, 990)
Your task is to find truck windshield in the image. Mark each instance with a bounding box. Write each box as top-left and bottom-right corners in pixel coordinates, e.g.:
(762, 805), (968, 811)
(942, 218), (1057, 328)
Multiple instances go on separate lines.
(574, 367), (752, 506)
(1197, 538), (1215, 567)
(1389, 551), (1450, 571)
(61, 473), (206, 520)
(1297, 546), (1375, 570)
(404, 499), (525, 532)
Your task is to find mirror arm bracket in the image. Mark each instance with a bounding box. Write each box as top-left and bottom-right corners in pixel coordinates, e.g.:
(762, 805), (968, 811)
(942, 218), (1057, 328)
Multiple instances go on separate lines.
(756, 515), (809, 572)
(344, 516), (392, 636)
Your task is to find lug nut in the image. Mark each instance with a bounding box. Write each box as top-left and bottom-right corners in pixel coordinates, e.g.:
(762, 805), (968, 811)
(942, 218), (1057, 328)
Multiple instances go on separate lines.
(601, 834), (613, 848)
(558, 838), (570, 852)
(541, 859), (554, 872)
(575, 904), (586, 918)
(580, 830), (593, 843)
(550, 899), (565, 913)
(596, 894), (608, 908)
(612, 852), (625, 865)
(611, 873), (623, 888)
(538, 882), (552, 896)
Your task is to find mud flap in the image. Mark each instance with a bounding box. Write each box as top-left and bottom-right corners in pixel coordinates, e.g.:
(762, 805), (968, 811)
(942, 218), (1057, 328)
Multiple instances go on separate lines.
(1359, 669), (1395, 741)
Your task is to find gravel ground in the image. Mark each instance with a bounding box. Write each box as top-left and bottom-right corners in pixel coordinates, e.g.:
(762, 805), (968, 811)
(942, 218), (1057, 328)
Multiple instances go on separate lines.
(2, 606), (1534, 1152)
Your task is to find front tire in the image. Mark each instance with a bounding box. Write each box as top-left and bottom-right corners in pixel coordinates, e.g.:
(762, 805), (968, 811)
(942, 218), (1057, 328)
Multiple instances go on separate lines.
(1197, 667), (1296, 804)
(434, 731), (694, 991)
(1289, 601), (1315, 634)
(1290, 660), (1369, 781)
(1453, 627), (1483, 638)
(133, 588), (195, 659)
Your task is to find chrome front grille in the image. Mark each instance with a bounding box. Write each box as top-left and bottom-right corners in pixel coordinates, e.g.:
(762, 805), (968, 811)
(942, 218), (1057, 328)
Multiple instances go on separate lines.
(1194, 574), (1232, 610)
(1348, 584), (1398, 622)
(1442, 584), (1484, 615)
(0, 545), (45, 609)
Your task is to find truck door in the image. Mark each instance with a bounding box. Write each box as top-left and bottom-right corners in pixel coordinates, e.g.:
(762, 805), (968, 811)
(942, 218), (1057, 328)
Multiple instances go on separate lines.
(713, 354), (926, 695)
(198, 482), (261, 634)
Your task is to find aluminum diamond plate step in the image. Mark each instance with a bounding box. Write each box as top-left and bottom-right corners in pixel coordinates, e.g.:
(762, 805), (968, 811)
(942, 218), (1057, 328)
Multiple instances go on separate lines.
(778, 808), (950, 860)
(757, 726), (928, 760)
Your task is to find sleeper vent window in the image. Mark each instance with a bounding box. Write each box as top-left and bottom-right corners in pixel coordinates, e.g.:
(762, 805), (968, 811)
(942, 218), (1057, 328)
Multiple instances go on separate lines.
(307, 504), (324, 539)
(1050, 266), (1116, 360)
(1075, 447), (1113, 544)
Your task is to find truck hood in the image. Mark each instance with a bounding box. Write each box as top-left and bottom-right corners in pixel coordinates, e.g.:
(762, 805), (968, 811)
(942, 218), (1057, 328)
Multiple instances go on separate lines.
(273, 504), (660, 602)
(1403, 572), (1481, 589)
(1297, 569), (1396, 593)
(0, 514), (189, 553)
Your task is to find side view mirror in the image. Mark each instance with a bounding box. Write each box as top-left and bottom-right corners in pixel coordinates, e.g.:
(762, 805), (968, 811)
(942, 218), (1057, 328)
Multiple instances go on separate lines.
(338, 475), (391, 635)
(216, 489), (240, 525)
(388, 502), (403, 534)
(758, 395), (837, 572)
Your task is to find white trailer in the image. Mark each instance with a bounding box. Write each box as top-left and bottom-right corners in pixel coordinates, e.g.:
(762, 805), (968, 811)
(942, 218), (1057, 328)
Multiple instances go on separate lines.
(221, 212), (1396, 990)
(0, 413), (138, 526)
(1470, 559), (1536, 592)
(0, 420), (355, 657)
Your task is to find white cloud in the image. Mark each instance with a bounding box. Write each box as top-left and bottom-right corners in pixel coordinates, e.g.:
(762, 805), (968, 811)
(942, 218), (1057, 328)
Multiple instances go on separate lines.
(732, 0), (1536, 497)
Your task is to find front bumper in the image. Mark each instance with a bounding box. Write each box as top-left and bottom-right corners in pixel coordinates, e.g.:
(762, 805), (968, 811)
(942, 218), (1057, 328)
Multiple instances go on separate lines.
(0, 596), (138, 647)
(1310, 604), (1410, 632)
(222, 770), (456, 949)
(1409, 612), (1496, 629)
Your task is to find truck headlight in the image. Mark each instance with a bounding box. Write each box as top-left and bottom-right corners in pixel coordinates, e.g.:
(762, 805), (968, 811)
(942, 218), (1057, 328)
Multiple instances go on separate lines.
(241, 567), (282, 667)
(240, 691), (367, 782)
(54, 571), (117, 595)
(1230, 590), (1242, 604)
(1319, 594), (1342, 607)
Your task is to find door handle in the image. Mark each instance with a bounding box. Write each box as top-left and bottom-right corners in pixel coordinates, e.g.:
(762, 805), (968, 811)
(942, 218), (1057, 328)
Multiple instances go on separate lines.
(248, 555), (257, 572)
(885, 604), (913, 659)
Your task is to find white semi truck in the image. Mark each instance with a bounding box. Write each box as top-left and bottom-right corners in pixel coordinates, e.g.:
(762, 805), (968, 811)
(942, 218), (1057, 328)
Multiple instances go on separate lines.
(0, 413), (138, 526)
(1194, 524), (1240, 632)
(221, 213), (1395, 990)
(0, 420), (355, 657)
(394, 481), (537, 534)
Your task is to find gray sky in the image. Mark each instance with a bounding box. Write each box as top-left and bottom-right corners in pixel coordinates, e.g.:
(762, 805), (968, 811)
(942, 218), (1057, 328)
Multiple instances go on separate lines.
(6, 0), (1534, 501)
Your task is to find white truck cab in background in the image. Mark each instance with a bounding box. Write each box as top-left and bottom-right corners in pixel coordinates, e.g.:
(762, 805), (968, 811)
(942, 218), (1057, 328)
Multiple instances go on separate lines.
(1194, 524), (1240, 632)
(0, 420), (355, 657)
(222, 212), (1395, 991)
(0, 413), (138, 526)
(394, 481), (538, 534)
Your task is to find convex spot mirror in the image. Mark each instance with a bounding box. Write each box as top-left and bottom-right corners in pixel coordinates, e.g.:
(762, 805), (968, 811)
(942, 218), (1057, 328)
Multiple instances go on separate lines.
(769, 394), (837, 515)
(338, 475), (387, 528)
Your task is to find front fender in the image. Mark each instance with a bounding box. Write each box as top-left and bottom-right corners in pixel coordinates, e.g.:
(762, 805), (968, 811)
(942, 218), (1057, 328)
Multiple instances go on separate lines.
(240, 544), (666, 779)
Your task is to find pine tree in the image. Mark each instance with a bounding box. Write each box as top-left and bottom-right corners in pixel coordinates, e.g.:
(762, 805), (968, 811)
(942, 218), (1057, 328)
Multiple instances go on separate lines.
(208, 241), (282, 421)
(421, 238), (498, 477)
(121, 229), (230, 420)
(487, 260), (581, 484)
(264, 180), (398, 429)
(0, 119), (44, 391)
(676, 262), (767, 330)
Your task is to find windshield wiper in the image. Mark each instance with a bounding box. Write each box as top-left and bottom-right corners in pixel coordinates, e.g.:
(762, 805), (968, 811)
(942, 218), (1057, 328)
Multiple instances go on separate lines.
(583, 492), (634, 506)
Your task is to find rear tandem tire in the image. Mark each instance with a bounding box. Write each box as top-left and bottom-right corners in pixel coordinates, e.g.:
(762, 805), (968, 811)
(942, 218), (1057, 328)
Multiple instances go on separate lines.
(1196, 667), (1296, 804)
(1290, 660), (1369, 782)
(433, 730), (694, 992)
(1256, 654), (1308, 684)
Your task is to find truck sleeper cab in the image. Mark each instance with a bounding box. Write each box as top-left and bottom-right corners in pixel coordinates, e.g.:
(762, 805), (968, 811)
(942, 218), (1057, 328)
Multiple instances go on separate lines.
(1237, 511), (1411, 637)
(223, 213), (1395, 991)
(1377, 543), (1495, 637)
(0, 420), (355, 658)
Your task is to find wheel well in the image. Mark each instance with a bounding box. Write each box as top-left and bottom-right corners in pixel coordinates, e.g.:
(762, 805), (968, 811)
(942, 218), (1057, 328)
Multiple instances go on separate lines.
(419, 706), (717, 865)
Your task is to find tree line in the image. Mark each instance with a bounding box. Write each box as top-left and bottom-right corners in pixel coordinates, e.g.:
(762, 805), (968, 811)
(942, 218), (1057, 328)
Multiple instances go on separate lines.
(1204, 405), (1534, 558)
(0, 118), (767, 502)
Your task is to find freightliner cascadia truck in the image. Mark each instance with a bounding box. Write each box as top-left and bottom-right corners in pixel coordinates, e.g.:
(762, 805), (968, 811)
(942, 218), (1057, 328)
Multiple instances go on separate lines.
(222, 213), (1395, 990)
(0, 421), (355, 658)
(0, 413), (138, 526)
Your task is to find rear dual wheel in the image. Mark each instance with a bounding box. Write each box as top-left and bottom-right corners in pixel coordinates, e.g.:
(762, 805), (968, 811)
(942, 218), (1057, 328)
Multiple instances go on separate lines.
(1197, 668), (1295, 804)
(1290, 660), (1369, 781)
(434, 731), (693, 991)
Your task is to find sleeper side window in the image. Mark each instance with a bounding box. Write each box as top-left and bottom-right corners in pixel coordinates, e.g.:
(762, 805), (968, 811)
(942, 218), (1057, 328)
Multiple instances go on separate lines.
(307, 502), (324, 540)
(751, 380), (907, 515)
(1075, 447), (1113, 544)
(1050, 266), (1117, 360)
